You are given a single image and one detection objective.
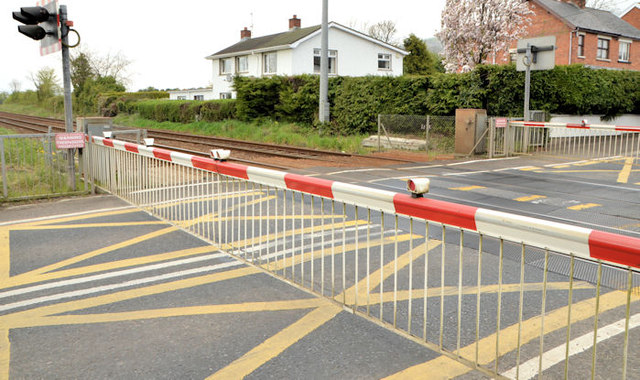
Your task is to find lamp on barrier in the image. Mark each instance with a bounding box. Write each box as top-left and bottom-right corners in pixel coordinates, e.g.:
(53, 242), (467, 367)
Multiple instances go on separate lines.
(102, 131), (113, 139)
(407, 178), (430, 198)
(143, 138), (154, 147)
(210, 149), (231, 161)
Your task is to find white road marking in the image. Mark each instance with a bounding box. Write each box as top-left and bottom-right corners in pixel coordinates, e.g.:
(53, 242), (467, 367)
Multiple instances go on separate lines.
(0, 261), (242, 313)
(445, 156), (519, 166)
(502, 313), (640, 380)
(0, 205), (136, 227)
(129, 181), (219, 194)
(0, 252), (227, 299)
(324, 168), (393, 176)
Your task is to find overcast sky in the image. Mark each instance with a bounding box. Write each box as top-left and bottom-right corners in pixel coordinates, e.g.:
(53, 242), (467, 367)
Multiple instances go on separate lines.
(2, 0), (449, 93)
(3, 0), (637, 93)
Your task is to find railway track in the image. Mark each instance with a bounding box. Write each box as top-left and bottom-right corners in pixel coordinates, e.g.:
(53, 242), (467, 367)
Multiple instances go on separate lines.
(0, 111), (416, 169)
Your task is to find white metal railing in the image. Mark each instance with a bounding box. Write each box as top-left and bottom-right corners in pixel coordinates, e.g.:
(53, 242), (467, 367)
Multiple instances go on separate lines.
(489, 120), (640, 162)
(85, 136), (640, 379)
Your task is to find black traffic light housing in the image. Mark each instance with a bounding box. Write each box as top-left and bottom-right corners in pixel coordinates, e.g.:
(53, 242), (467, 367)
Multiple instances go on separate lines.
(12, 6), (58, 41)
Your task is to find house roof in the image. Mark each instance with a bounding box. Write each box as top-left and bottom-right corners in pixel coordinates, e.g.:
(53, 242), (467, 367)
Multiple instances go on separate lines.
(206, 22), (407, 59)
(535, 0), (640, 39)
(620, 2), (640, 18)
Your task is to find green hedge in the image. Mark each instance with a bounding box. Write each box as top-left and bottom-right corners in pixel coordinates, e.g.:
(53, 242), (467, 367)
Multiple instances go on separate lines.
(233, 65), (640, 133)
(128, 99), (236, 123)
(97, 91), (169, 117)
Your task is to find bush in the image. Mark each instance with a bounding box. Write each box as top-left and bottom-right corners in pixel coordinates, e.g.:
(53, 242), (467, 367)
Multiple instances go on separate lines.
(128, 99), (236, 123)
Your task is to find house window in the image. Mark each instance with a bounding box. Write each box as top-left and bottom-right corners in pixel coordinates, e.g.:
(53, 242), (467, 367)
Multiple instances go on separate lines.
(577, 34), (585, 58)
(509, 48), (517, 63)
(177, 96), (186, 100)
(263, 52), (277, 74)
(220, 92), (232, 99)
(619, 40), (631, 62)
(313, 49), (337, 74)
(597, 37), (610, 60)
(236, 55), (249, 73)
(194, 95), (204, 101)
(378, 53), (391, 70)
(220, 58), (232, 75)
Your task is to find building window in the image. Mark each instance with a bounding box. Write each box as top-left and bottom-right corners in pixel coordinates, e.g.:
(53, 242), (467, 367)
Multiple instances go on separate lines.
(194, 95), (204, 101)
(177, 96), (186, 100)
(619, 40), (631, 62)
(220, 92), (232, 99)
(263, 52), (277, 74)
(378, 53), (391, 70)
(236, 55), (248, 73)
(220, 58), (232, 75)
(313, 49), (337, 74)
(577, 34), (585, 58)
(509, 48), (517, 63)
(597, 37), (610, 60)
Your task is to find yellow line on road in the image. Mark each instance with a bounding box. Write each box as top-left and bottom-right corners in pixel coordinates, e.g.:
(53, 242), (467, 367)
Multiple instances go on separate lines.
(519, 166), (542, 171)
(2, 266), (261, 329)
(617, 157), (635, 183)
(0, 229), (8, 281)
(208, 305), (341, 379)
(0, 245), (219, 290)
(25, 299), (328, 327)
(514, 195), (546, 202)
(17, 221), (167, 230)
(449, 185), (486, 191)
(338, 240), (442, 306)
(11, 208), (140, 228)
(383, 289), (638, 379)
(368, 281), (593, 305)
(150, 191), (265, 210)
(567, 203), (601, 211)
(0, 329), (8, 380)
(10, 226), (178, 282)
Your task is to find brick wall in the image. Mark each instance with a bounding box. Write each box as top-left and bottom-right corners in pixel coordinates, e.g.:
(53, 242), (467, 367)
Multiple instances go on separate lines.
(622, 7), (640, 30)
(491, 0), (640, 71)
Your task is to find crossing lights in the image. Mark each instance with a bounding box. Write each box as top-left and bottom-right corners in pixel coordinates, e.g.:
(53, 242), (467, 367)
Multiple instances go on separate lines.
(12, 0), (61, 55)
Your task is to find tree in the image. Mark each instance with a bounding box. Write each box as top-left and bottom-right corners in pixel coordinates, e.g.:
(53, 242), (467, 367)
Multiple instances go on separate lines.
(586, 0), (617, 12)
(30, 67), (60, 102)
(403, 34), (444, 75)
(367, 20), (398, 45)
(437, 0), (533, 72)
(9, 79), (21, 93)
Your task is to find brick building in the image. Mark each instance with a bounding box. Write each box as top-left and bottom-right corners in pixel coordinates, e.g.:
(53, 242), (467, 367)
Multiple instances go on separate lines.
(496, 0), (640, 71)
(621, 3), (640, 30)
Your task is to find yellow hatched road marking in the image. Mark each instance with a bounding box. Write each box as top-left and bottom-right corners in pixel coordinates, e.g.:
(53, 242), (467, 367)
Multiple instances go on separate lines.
(1, 266), (261, 329)
(0, 229), (8, 281)
(22, 299), (329, 327)
(338, 240), (442, 306)
(567, 203), (601, 211)
(519, 166), (541, 171)
(208, 305), (341, 380)
(0, 329), (8, 380)
(18, 221), (167, 230)
(0, 245), (219, 290)
(8, 226), (178, 283)
(383, 289), (639, 379)
(10, 208), (140, 228)
(617, 157), (635, 183)
(514, 195), (546, 202)
(449, 185), (486, 191)
(149, 191), (266, 210)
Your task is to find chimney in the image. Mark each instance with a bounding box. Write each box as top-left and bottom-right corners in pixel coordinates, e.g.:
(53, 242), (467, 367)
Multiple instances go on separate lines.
(240, 27), (251, 40)
(560, 0), (585, 8)
(289, 15), (301, 30)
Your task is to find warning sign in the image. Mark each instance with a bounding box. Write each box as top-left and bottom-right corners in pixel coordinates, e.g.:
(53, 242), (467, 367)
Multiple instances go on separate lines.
(55, 133), (85, 149)
(495, 118), (508, 128)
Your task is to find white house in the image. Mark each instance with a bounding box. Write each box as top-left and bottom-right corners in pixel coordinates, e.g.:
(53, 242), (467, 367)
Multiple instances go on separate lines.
(204, 15), (408, 99)
(168, 87), (215, 101)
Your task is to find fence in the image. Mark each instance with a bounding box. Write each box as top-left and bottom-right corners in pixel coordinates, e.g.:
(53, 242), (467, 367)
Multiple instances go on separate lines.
(375, 114), (455, 153)
(0, 132), (85, 201)
(85, 136), (640, 379)
(489, 120), (640, 163)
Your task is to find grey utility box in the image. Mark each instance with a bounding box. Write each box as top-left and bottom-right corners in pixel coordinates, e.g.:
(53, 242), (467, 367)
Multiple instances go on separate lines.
(76, 117), (113, 137)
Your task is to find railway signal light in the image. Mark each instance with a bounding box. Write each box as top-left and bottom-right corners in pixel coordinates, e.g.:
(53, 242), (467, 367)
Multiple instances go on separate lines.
(12, 1), (61, 55)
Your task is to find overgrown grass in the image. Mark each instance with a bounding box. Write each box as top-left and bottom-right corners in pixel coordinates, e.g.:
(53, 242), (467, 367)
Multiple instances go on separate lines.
(0, 127), (85, 201)
(0, 103), (65, 119)
(114, 113), (369, 153)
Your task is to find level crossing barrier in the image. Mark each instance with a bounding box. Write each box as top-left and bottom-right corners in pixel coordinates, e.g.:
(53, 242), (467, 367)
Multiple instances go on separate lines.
(84, 135), (640, 379)
(490, 120), (640, 163)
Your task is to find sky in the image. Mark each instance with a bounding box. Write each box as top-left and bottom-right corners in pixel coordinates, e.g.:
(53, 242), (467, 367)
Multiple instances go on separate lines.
(2, 0), (448, 93)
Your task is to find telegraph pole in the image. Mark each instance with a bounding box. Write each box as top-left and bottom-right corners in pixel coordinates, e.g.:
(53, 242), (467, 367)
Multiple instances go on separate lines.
(319, 0), (329, 123)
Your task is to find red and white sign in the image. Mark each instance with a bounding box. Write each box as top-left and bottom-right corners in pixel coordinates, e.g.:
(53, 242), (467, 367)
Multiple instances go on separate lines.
(495, 118), (508, 128)
(55, 132), (85, 149)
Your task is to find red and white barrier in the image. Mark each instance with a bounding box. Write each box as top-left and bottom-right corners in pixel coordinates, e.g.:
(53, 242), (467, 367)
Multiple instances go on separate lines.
(510, 120), (640, 133)
(91, 135), (640, 270)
